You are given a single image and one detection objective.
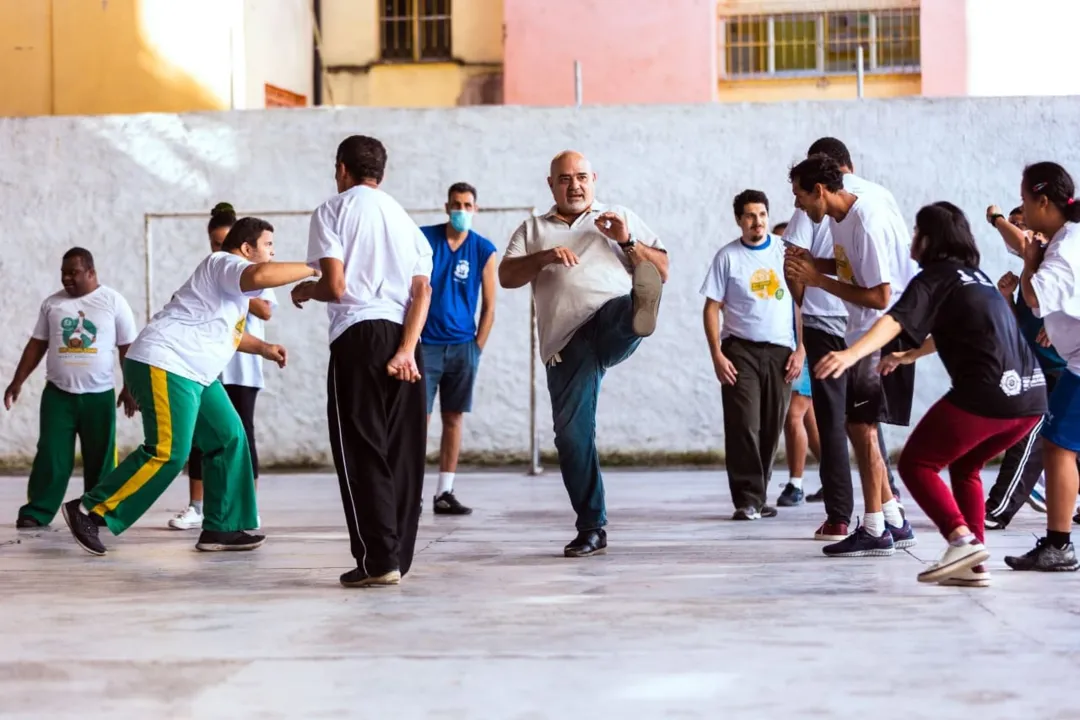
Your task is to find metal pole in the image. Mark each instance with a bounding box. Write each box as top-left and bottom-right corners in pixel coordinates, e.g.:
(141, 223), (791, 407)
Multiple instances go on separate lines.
(856, 46), (865, 99)
(574, 60), (582, 107)
(528, 293), (543, 475)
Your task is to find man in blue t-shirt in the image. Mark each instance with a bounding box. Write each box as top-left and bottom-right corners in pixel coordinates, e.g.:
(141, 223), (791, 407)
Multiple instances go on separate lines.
(420, 182), (497, 515)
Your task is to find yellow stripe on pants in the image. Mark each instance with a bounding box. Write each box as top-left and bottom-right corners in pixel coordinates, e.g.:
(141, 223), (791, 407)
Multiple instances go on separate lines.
(93, 367), (173, 515)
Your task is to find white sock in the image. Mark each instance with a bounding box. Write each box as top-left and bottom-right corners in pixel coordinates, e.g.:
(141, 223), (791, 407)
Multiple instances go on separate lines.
(882, 499), (903, 527)
(949, 534), (975, 547)
(436, 472), (455, 496)
(789, 477), (803, 490)
(191, 500), (204, 514)
(864, 511), (886, 538)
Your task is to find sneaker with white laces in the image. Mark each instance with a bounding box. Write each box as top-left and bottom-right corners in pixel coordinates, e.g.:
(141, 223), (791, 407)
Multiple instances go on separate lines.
(168, 505), (203, 530)
(917, 541), (990, 583)
(938, 563), (991, 587)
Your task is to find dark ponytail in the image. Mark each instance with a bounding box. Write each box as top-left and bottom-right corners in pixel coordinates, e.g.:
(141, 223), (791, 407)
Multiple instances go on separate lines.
(208, 202), (237, 232)
(1023, 162), (1080, 223)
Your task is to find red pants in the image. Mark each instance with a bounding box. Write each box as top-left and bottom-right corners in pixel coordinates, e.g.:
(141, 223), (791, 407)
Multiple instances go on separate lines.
(898, 398), (1041, 544)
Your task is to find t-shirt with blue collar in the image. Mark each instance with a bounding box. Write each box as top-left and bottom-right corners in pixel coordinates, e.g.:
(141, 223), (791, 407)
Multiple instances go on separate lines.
(420, 223), (497, 345)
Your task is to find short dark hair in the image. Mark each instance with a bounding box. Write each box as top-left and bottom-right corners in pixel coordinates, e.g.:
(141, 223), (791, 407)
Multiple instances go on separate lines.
(1022, 162), (1080, 222)
(1008, 206), (1023, 218)
(772, 222), (788, 234)
(733, 189), (769, 219)
(221, 217), (274, 253)
(448, 182), (477, 203)
(337, 135), (387, 184)
(62, 247), (94, 270)
(789, 154), (845, 194)
(208, 202), (237, 232)
(913, 203), (980, 267)
(807, 137), (853, 169)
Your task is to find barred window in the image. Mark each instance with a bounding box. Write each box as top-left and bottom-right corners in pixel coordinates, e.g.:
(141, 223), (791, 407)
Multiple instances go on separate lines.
(380, 0), (452, 62)
(723, 7), (920, 78)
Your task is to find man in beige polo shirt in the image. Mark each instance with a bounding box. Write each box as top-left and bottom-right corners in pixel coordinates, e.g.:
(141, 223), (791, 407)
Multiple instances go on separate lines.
(499, 150), (669, 558)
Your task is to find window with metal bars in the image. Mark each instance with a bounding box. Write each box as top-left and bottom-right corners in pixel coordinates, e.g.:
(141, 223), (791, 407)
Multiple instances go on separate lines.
(723, 7), (920, 78)
(380, 0), (452, 62)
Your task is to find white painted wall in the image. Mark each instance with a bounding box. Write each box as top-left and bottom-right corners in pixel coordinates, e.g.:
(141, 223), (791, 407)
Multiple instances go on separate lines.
(242, 0), (313, 108)
(1, 98), (1079, 466)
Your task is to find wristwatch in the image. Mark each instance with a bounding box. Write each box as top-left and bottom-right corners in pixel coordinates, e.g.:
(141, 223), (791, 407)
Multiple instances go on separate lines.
(988, 213), (1005, 227)
(618, 235), (636, 252)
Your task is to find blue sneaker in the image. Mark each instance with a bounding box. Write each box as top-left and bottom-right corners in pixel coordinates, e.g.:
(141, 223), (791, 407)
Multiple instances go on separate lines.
(887, 519), (917, 549)
(823, 522), (895, 558)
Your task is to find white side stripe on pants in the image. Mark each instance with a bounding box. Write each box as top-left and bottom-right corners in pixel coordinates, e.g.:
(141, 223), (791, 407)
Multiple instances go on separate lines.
(331, 362), (368, 575)
(987, 416), (1043, 517)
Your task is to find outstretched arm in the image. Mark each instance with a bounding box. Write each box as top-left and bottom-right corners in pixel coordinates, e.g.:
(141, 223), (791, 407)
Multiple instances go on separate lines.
(240, 262), (318, 293)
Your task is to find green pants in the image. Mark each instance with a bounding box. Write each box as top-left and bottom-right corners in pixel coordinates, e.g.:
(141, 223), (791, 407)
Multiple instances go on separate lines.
(82, 360), (257, 534)
(19, 383), (117, 525)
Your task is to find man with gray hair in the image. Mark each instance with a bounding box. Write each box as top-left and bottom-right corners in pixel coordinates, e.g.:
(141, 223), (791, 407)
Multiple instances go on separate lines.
(499, 151), (668, 558)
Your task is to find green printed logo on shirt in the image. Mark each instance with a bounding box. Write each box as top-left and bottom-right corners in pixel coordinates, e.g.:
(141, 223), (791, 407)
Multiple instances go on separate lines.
(60, 311), (98, 353)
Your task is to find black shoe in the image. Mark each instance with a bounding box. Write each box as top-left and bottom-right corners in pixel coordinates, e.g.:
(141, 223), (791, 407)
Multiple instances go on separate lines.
(985, 514), (1007, 531)
(760, 504), (779, 518)
(806, 488), (825, 503)
(776, 484), (804, 507)
(340, 567), (402, 588)
(564, 528), (607, 557)
(1004, 538), (1080, 572)
(90, 513), (107, 528)
(61, 499), (106, 556)
(15, 515), (44, 529)
(732, 507), (761, 521)
(195, 530), (265, 552)
(433, 491), (472, 515)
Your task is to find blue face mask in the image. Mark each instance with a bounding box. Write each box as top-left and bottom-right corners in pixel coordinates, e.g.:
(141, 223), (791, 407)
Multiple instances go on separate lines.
(449, 210), (473, 233)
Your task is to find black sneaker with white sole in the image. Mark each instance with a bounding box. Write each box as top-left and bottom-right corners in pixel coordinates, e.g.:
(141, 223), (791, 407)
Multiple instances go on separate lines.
(340, 567), (402, 588)
(61, 498), (106, 556)
(1004, 538), (1080, 572)
(433, 491), (472, 515)
(776, 484), (804, 507)
(15, 515), (44, 530)
(195, 530), (265, 552)
(631, 261), (663, 337)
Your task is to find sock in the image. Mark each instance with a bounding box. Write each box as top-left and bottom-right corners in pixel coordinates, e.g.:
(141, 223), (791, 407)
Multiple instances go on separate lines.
(864, 511), (885, 537)
(789, 477), (803, 490)
(882, 499), (904, 527)
(1047, 530), (1071, 549)
(949, 533), (975, 547)
(436, 472), (455, 496)
(192, 500), (204, 514)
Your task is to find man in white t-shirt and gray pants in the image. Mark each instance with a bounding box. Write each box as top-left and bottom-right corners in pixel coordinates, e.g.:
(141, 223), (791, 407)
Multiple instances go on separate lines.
(701, 190), (805, 520)
(499, 150), (668, 558)
(292, 135), (433, 588)
(785, 153), (919, 558)
(5, 248), (138, 529)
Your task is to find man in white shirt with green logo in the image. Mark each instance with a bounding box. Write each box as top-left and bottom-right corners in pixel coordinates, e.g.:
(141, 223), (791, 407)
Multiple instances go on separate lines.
(5, 248), (138, 529)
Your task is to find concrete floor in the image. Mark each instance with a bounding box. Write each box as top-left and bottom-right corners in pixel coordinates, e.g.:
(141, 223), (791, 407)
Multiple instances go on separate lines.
(1, 468), (1078, 720)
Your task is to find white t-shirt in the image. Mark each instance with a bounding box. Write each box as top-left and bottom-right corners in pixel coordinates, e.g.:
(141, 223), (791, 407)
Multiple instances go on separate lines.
(126, 253), (259, 386)
(505, 202), (666, 363)
(830, 192), (918, 343)
(220, 288), (278, 389)
(699, 235), (795, 350)
(1031, 221), (1080, 374)
(307, 185), (434, 344)
(31, 285), (138, 394)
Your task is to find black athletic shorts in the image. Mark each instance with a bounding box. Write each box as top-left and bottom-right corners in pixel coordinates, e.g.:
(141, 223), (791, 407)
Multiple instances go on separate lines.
(846, 337), (914, 426)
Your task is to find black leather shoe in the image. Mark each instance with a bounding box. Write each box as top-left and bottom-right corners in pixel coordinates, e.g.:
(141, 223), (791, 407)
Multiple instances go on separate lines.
(564, 528), (607, 558)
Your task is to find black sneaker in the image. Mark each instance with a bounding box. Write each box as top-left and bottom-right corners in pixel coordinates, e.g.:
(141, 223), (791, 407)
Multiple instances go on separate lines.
(806, 488), (825, 503)
(1004, 538), (1080, 572)
(732, 507), (761, 521)
(760, 504), (779, 518)
(61, 498), (106, 556)
(564, 528), (607, 557)
(340, 567), (402, 588)
(985, 514), (1007, 531)
(630, 261), (663, 337)
(433, 491), (472, 515)
(90, 513), (107, 528)
(823, 522), (895, 558)
(15, 515), (44, 529)
(195, 530), (265, 552)
(776, 484), (804, 507)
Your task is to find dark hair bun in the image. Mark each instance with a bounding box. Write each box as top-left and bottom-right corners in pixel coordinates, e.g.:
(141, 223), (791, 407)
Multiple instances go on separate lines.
(211, 202), (236, 216)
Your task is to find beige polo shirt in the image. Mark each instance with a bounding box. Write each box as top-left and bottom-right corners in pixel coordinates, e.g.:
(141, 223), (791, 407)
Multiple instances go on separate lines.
(505, 201), (665, 363)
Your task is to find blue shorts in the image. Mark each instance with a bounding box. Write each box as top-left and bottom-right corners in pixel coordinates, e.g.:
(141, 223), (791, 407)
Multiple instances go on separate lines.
(1042, 369), (1080, 452)
(792, 357), (812, 397)
(421, 340), (480, 414)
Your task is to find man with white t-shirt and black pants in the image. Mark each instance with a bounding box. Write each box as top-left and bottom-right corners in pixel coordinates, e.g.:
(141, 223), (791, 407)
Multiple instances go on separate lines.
(292, 135), (433, 589)
(702, 190), (804, 520)
(785, 153), (919, 557)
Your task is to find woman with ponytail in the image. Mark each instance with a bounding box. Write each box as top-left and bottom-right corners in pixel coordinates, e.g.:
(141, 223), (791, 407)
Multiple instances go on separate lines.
(1004, 162), (1080, 572)
(816, 202), (1047, 587)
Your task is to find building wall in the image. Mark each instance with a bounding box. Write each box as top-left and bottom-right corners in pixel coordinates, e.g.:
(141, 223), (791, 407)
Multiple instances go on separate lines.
(320, 0), (503, 107)
(503, 0), (717, 105)
(1, 98), (1077, 466)
(919, 0), (967, 96)
(241, 0), (313, 109)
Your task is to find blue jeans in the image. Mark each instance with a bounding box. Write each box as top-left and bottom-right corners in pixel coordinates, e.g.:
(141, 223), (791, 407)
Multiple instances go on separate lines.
(545, 295), (641, 531)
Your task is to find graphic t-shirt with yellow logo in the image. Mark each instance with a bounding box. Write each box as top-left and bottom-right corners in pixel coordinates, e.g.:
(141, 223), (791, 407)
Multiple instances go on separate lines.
(833, 244), (856, 284)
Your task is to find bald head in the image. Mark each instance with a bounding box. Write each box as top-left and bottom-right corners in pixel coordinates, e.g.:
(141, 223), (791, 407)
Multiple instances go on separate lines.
(548, 150), (596, 216)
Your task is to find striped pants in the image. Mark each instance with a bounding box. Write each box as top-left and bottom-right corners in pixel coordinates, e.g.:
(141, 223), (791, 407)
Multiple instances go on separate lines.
(81, 360), (257, 535)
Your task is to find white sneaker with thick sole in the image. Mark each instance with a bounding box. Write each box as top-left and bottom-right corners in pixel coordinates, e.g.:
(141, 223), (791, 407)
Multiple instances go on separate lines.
(168, 505), (203, 530)
(917, 542), (990, 584)
(938, 564), (991, 588)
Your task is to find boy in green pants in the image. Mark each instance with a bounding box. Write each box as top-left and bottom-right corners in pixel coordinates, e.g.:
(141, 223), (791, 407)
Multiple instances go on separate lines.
(62, 217), (318, 556)
(5, 248), (139, 528)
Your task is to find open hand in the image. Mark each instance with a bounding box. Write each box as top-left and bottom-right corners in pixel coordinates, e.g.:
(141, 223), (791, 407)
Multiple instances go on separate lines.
(387, 350), (421, 383)
(815, 350), (856, 380)
(261, 344), (288, 368)
(594, 211), (630, 243)
(713, 354), (738, 386)
(117, 387), (139, 417)
(877, 352), (909, 376)
(544, 246), (580, 268)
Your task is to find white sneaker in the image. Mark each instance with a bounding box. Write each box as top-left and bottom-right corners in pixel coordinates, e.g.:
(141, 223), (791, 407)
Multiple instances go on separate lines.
(917, 541), (990, 583)
(938, 563), (991, 588)
(168, 505), (203, 530)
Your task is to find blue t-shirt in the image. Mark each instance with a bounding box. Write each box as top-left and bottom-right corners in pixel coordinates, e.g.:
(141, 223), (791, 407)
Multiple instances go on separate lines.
(1014, 291), (1067, 374)
(420, 224), (497, 345)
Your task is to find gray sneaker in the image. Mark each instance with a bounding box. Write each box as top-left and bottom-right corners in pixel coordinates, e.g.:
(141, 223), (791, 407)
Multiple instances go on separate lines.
(631, 261), (663, 337)
(1004, 538), (1080, 572)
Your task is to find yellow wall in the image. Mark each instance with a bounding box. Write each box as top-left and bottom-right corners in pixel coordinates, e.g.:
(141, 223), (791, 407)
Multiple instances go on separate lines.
(719, 73), (920, 102)
(321, 0), (503, 108)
